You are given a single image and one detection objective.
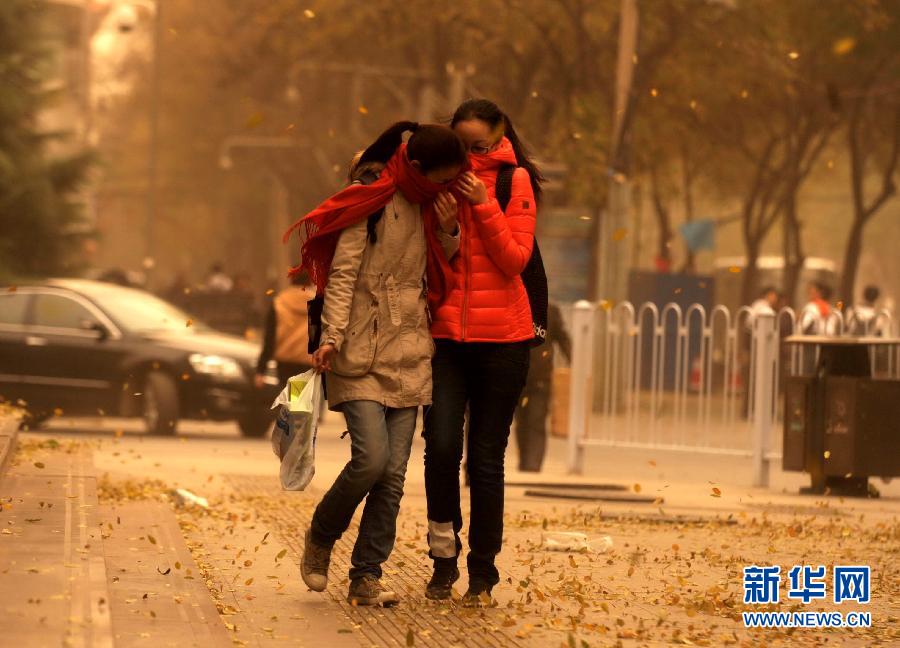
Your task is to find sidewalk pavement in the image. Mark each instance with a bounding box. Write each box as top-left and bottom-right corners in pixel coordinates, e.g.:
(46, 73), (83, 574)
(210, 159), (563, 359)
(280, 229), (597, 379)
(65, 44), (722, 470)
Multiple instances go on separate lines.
(0, 405), (20, 477)
(2, 411), (898, 647)
(203, 415), (899, 647)
(0, 430), (360, 647)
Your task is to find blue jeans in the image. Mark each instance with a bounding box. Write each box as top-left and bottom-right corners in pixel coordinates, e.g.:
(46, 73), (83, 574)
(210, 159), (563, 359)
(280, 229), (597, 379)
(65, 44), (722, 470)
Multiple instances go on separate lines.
(309, 400), (417, 581)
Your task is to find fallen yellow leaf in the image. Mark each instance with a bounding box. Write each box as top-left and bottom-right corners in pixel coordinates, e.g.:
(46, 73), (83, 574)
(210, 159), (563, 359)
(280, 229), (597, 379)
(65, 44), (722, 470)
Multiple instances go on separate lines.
(832, 37), (856, 55)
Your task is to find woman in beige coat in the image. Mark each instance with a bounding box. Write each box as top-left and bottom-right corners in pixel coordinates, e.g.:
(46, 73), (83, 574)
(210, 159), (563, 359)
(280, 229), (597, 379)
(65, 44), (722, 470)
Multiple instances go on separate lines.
(292, 122), (466, 607)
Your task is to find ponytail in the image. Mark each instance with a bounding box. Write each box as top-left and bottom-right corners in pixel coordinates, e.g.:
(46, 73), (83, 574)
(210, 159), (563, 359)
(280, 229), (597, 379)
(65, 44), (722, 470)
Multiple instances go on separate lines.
(502, 115), (544, 202)
(358, 121), (419, 167)
(351, 122), (465, 246)
(452, 98), (544, 202)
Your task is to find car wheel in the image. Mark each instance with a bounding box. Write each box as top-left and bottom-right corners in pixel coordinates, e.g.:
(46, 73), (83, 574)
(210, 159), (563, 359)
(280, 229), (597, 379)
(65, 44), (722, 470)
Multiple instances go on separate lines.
(143, 371), (179, 435)
(238, 412), (273, 438)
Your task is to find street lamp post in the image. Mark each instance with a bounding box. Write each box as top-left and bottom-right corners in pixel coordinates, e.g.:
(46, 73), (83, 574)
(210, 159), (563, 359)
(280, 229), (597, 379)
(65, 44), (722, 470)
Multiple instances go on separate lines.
(217, 136), (321, 290)
(91, 0), (162, 279)
(596, 0), (639, 303)
(101, 0), (163, 276)
(145, 0), (162, 278)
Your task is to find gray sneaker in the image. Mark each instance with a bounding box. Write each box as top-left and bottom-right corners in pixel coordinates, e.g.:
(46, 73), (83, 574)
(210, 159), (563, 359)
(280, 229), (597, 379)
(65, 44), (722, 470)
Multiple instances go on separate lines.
(347, 575), (400, 607)
(301, 528), (332, 592)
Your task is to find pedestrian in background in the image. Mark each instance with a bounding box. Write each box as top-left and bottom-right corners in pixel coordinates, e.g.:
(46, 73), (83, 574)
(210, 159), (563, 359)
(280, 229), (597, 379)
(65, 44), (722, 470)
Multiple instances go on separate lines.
(740, 286), (779, 417)
(423, 99), (540, 605)
(205, 262), (233, 292)
(288, 122), (466, 607)
(254, 271), (316, 388)
(851, 284), (882, 336)
(800, 281), (832, 335)
(513, 302), (570, 472)
(749, 285), (778, 322)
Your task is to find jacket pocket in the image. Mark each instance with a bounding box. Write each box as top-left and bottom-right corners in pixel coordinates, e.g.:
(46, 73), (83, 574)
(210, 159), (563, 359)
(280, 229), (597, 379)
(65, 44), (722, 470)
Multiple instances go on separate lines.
(416, 302), (436, 359)
(331, 307), (378, 377)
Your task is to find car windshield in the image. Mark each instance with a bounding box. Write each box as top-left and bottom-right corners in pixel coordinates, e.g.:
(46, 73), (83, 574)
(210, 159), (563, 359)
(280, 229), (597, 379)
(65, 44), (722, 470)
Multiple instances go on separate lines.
(88, 286), (209, 333)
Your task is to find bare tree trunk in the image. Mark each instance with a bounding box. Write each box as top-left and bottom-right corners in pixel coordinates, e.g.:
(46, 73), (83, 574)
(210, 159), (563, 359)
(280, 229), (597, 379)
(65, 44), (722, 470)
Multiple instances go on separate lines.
(782, 192), (805, 308)
(679, 142), (697, 274)
(649, 163), (673, 270)
(741, 241), (761, 308)
(739, 138), (780, 308)
(840, 220), (866, 308)
(839, 103), (900, 303)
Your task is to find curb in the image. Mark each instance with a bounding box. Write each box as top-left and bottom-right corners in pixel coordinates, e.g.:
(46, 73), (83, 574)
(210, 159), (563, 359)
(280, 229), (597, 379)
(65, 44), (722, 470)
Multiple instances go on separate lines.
(0, 413), (21, 480)
(506, 479), (629, 491)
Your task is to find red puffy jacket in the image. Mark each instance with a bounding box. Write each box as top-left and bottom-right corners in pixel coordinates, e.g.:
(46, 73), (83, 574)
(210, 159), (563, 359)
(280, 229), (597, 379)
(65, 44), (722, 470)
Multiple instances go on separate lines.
(431, 138), (536, 343)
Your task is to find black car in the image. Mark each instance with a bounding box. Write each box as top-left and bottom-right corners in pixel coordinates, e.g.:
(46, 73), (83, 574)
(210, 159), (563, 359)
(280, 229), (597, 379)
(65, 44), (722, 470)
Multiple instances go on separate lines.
(0, 279), (279, 436)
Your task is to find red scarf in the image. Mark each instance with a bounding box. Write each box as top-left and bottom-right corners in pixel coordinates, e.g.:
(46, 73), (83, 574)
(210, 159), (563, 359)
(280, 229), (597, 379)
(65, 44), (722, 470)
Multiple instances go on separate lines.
(468, 136), (518, 176)
(283, 144), (455, 310)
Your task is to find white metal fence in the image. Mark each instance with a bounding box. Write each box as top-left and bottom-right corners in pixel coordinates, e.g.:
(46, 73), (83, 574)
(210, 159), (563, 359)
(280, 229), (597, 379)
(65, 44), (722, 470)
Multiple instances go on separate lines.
(565, 301), (898, 486)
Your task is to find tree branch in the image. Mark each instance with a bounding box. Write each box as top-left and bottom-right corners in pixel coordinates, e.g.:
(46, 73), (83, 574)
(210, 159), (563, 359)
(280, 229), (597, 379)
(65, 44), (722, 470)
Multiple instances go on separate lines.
(862, 103), (900, 223)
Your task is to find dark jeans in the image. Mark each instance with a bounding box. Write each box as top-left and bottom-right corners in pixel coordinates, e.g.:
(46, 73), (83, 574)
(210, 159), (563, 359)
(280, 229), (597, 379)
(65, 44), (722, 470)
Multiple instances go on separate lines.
(514, 380), (550, 472)
(423, 339), (530, 586)
(309, 400), (416, 581)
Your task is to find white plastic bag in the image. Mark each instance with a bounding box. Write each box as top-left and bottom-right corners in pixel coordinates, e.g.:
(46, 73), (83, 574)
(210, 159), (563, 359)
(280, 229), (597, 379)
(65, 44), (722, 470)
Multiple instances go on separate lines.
(541, 531), (613, 553)
(270, 369), (323, 491)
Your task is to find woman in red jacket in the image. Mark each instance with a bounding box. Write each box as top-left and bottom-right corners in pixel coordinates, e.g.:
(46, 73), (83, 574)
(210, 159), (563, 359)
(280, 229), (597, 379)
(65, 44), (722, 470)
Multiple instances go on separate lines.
(423, 99), (542, 605)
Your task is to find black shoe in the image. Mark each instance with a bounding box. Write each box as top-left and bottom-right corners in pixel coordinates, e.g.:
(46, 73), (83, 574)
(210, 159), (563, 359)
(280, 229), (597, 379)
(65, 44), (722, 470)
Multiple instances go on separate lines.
(425, 560), (460, 600)
(461, 580), (494, 607)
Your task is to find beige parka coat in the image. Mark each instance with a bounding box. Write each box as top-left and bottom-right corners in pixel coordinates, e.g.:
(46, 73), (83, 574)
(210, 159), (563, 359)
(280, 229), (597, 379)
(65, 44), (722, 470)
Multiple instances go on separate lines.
(320, 189), (459, 410)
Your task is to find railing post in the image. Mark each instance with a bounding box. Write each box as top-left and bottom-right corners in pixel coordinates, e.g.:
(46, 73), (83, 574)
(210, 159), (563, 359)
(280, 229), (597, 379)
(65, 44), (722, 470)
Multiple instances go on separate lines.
(567, 300), (595, 474)
(751, 311), (776, 488)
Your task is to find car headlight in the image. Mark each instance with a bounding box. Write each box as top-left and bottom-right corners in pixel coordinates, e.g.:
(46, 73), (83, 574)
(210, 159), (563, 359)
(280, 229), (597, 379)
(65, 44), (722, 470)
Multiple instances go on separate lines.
(188, 353), (244, 380)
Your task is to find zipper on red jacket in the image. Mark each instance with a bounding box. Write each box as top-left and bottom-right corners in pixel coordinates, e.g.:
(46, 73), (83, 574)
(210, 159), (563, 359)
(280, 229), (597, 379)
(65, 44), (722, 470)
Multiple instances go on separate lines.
(461, 208), (470, 339)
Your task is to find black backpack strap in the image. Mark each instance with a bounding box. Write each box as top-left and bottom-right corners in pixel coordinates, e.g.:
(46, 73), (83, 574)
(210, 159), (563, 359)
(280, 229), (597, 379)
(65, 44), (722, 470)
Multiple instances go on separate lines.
(494, 164), (549, 347)
(495, 164), (516, 212)
(307, 294), (325, 355)
(355, 169), (385, 244)
(366, 211), (384, 244)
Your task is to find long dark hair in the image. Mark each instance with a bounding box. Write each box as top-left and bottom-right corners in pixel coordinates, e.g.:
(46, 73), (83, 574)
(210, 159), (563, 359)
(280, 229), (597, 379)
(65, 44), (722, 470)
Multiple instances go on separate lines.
(358, 121), (466, 173)
(356, 122), (466, 245)
(450, 99), (544, 202)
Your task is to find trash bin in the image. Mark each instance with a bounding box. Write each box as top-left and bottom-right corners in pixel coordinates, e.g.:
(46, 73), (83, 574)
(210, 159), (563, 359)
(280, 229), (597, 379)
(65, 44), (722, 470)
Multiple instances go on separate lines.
(783, 336), (900, 496)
